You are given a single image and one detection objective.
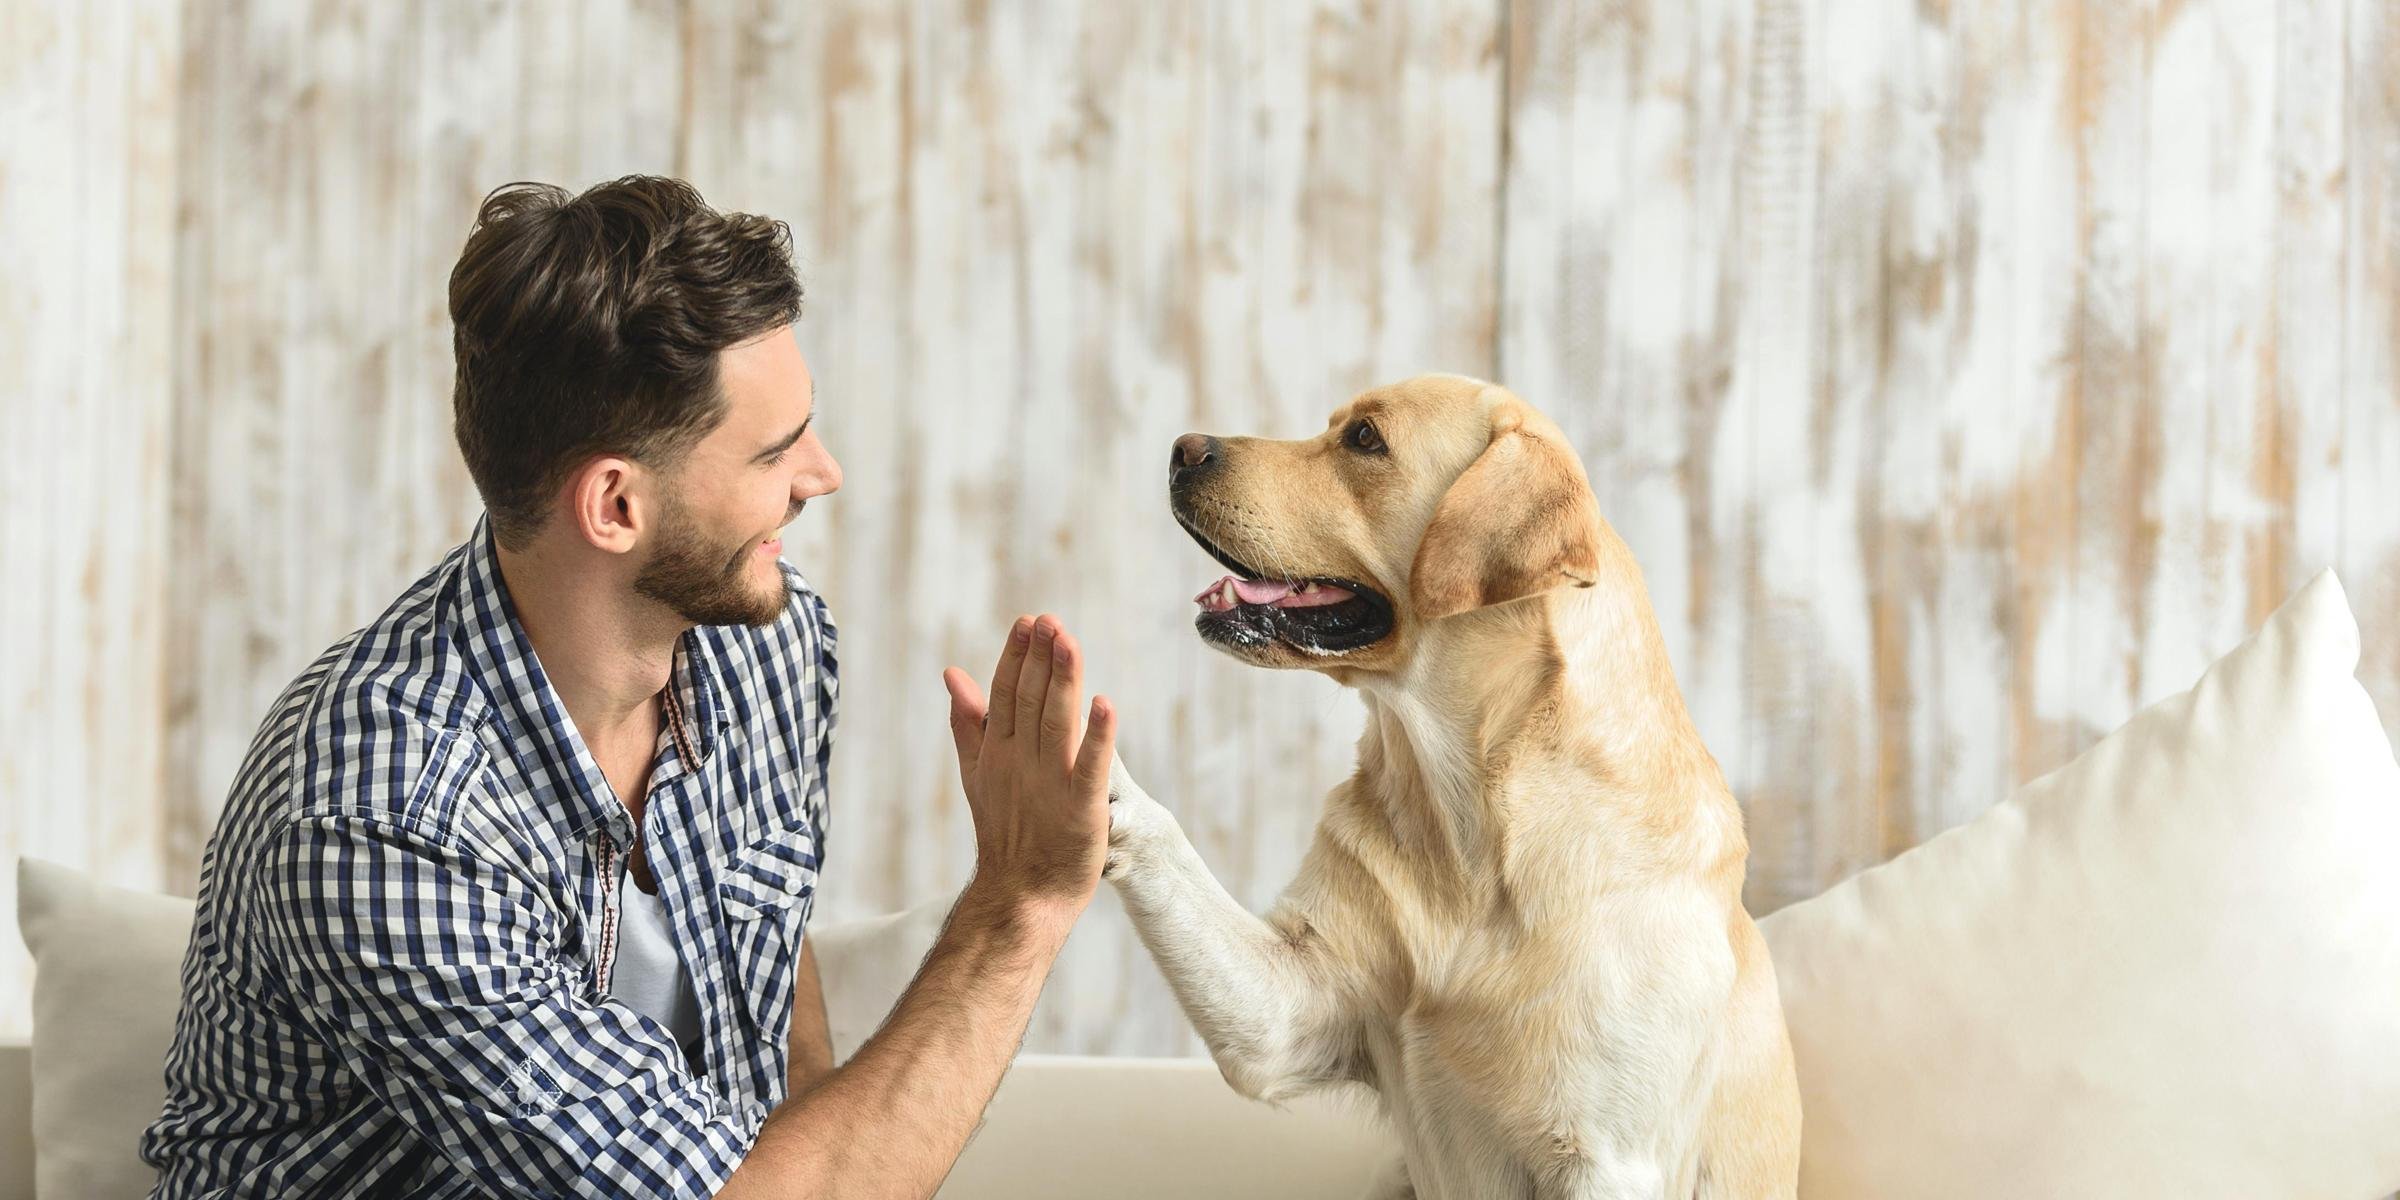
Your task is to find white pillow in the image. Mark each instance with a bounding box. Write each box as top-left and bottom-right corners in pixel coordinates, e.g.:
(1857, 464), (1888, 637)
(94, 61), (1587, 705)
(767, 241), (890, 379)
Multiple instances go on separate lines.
(1759, 568), (2400, 1198)
(14, 854), (196, 1200)
(806, 893), (956, 1062)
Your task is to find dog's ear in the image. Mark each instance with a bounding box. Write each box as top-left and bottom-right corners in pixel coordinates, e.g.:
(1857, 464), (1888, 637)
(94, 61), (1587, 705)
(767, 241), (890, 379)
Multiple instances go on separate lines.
(1408, 399), (1604, 623)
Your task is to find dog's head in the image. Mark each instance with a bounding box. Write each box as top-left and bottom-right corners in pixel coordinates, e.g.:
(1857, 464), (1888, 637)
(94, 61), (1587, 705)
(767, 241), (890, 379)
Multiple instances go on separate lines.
(1170, 373), (1606, 675)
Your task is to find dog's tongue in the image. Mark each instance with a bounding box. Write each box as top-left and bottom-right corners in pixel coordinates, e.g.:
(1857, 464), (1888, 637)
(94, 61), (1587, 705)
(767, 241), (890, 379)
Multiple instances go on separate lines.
(1193, 575), (1355, 610)
(1233, 577), (1295, 605)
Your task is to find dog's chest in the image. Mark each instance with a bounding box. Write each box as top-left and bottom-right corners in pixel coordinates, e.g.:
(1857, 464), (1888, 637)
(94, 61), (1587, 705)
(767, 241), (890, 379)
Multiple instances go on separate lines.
(1364, 911), (1588, 1077)
(1358, 955), (1590, 1194)
(1359, 892), (1683, 1098)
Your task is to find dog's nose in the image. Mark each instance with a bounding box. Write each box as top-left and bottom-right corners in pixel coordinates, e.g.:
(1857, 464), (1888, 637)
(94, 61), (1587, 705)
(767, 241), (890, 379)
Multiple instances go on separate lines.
(1170, 433), (1219, 482)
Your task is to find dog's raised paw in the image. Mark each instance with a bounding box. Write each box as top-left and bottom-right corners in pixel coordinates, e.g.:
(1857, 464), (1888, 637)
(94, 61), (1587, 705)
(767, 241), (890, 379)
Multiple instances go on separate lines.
(1103, 754), (1172, 880)
(1103, 809), (1138, 881)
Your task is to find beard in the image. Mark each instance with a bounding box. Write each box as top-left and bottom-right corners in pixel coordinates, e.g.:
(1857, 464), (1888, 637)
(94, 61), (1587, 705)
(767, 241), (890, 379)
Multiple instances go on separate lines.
(631, 494), (787, 628)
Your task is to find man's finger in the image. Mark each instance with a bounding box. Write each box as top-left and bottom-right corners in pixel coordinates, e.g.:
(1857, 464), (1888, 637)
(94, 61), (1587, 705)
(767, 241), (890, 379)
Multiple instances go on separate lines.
(942, 667), (985, 773)
(985, 616), (1033, 739)
(1039, 630), (1083, 760)
(1014, 614), (1060, 743)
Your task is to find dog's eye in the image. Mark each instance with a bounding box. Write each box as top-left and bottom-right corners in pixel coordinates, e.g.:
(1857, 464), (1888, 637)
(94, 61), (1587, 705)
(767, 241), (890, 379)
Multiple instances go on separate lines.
(1345, 420), (1386, 453)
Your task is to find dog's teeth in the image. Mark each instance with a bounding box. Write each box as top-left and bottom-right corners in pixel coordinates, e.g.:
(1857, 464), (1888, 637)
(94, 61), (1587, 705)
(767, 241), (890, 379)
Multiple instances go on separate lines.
(1219, 581), (1237, 607)
(1297, 581), (1315, 593)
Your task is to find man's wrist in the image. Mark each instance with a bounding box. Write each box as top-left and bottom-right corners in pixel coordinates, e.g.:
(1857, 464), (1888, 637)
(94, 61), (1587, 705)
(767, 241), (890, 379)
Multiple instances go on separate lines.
(955, 874), (1086, 946)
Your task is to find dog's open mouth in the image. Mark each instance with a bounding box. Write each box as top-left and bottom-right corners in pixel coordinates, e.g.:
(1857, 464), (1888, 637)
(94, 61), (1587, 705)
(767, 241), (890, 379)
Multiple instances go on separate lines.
(1176, 513), (1395, 654)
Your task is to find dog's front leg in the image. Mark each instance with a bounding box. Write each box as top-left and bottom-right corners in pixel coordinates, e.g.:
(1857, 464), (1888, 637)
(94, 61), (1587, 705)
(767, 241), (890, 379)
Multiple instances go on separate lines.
(1105, 756), (1359, 1103)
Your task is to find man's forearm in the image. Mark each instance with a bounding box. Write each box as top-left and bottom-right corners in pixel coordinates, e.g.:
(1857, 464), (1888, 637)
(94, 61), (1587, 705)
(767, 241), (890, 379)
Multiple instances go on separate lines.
(718, 882), (1075, 1199)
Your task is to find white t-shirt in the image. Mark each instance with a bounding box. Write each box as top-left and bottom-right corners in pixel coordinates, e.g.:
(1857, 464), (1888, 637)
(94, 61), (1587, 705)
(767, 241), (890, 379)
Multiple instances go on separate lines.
(608, 872), (706, 1077)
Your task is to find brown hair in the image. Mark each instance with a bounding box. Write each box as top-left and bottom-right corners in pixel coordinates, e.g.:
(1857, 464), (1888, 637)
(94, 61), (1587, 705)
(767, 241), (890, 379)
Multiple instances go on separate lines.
(447, 175), (804, 549)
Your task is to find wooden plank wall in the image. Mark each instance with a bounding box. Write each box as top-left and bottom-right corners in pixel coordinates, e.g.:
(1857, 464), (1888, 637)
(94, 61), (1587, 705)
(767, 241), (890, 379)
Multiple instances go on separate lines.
(3, 0), (2394, 1058)
(2, 0), (185, 1039)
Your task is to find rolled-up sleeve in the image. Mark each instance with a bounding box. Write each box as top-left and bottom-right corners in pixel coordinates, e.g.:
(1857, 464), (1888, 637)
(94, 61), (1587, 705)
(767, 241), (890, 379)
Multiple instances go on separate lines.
(252, 809), (763, 1199)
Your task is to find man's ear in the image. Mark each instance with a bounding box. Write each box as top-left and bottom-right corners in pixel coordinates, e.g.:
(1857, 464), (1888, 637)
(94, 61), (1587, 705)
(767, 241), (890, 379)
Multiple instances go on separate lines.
(1407, 400), (1604, 623)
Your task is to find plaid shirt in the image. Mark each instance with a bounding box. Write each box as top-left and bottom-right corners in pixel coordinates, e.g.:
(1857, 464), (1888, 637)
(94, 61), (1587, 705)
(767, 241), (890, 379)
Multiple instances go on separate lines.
(140, 511), (838, 1198)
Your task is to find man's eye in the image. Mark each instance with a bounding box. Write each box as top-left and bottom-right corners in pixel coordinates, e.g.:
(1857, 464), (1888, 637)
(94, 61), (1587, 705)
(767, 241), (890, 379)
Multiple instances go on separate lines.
(1346, 420), (1386, 453)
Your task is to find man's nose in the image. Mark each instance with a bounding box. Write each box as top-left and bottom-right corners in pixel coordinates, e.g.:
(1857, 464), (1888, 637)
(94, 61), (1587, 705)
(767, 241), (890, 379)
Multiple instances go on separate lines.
(794, 451), (841, 502)
(1170, 433), (1220, 486)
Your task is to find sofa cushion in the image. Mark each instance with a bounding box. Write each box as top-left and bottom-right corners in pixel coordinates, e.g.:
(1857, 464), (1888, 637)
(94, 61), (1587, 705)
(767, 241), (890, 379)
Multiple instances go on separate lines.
(805, 893), (956, 1062)
(947, 1055), (1388, 1199)
(1, 1040), (34, 1200)
(15, 855), (196, 1200)
(804, 896), (1396, 1196)
(1759, 568), (2400, 1197)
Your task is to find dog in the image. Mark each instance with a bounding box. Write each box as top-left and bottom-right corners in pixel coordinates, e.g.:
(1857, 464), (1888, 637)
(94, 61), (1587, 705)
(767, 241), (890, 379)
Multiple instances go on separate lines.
(1101, 374), (1802, 1198)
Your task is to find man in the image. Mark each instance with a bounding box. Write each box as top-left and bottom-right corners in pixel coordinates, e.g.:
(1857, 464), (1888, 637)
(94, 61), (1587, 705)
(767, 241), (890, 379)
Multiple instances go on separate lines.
(140, 175), (1120, 1198)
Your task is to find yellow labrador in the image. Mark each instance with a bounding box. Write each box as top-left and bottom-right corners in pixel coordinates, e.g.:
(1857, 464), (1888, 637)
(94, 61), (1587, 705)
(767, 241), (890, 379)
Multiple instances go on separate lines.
(1103, 374), (1801, 1199)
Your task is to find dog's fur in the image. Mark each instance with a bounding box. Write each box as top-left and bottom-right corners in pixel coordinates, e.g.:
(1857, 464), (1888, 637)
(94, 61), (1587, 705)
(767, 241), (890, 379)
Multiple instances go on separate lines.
(1103, 375), (1802, 1198)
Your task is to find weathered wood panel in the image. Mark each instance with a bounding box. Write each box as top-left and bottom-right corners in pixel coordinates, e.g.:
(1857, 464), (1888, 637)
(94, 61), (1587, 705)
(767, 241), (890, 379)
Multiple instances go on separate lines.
(0, 0), (182, 1041)
(1505, 0), (2400, 914)
(4, 0), (2396, 1058)
(2351, 0), (2400, 760)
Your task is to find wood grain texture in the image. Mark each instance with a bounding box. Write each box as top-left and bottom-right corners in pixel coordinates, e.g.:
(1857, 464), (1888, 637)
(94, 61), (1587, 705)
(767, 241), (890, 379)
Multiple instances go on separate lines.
(3, 0), (2395, 1059)
(1504, 0), (2399, 914)
(1, 0), (182, 1040)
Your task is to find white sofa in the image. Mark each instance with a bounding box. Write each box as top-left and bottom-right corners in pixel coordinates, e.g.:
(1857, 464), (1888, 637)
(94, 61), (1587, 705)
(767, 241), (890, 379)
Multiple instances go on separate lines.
(0, 1041), (1388, 1200)
(14, 569), (2400, 1198)
(2, 1040), (29, 1200)
(1, 868), (1392, 1200)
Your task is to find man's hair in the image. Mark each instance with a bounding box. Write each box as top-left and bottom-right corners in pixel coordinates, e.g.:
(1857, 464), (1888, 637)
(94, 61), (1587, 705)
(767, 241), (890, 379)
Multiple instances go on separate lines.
(448, 175), (803, 549)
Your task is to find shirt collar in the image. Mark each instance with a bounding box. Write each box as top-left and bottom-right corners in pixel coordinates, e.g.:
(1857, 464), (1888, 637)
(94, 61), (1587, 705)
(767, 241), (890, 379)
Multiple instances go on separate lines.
(451, 511), (728, 845)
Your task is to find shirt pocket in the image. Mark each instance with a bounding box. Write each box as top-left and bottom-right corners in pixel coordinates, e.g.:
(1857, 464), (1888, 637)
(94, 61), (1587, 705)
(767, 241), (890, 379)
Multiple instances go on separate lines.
(717, 821), (820, 1049)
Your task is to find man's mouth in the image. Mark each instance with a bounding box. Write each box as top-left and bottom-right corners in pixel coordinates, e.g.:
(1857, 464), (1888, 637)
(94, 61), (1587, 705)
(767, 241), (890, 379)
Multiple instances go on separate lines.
(757, 504), (806, 554)
(1176, 513), (1395, 654)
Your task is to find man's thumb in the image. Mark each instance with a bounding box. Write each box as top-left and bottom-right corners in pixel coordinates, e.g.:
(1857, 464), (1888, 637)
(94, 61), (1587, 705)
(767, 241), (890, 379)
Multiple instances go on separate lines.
(943, 668), (985, 771)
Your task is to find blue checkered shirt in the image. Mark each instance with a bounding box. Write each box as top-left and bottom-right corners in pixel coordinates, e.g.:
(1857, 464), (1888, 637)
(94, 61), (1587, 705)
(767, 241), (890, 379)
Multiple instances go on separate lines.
(139, 511), (838, 1198)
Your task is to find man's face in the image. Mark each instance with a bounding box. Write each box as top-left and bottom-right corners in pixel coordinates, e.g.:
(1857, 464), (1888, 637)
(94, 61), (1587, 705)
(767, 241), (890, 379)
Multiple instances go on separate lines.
(632, 324), (841, 627)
